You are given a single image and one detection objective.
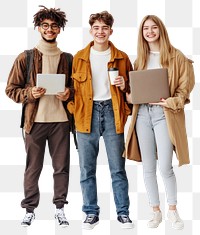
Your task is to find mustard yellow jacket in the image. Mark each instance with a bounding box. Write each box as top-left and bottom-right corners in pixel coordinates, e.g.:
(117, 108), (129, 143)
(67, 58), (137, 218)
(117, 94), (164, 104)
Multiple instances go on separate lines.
(67, 41), (133, 134)
(125, 48), (195, 166)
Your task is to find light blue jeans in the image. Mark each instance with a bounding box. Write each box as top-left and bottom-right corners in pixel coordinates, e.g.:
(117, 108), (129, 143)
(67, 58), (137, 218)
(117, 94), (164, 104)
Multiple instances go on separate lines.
(136, 104), (177, 206)
(77, 99), (130, 216)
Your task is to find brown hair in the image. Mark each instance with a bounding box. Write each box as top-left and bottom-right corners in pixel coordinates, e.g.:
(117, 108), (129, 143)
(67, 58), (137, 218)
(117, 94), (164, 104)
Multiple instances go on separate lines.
(89, 11), (114, 28)
(33, 5), (68, 30)
(134, 15), (174, 70)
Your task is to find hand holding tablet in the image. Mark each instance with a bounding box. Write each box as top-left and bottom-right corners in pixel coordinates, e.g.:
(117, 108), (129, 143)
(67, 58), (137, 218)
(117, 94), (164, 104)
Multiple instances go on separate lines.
(36, 74), (66, 95)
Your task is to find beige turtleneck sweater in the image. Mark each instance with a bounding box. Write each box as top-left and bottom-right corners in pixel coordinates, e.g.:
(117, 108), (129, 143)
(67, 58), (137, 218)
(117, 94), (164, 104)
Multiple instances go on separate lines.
(34, 39), (68, 122)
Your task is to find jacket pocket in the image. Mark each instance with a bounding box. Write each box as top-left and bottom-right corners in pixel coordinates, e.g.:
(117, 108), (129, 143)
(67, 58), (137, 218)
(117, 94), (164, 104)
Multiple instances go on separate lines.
(73, 73), (87, 83)
(73, 73), (89, 96)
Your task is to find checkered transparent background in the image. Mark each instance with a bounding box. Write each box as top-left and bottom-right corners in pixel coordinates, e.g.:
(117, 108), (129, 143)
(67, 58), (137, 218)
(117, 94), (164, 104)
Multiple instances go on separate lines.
(0, 0), (199, 234)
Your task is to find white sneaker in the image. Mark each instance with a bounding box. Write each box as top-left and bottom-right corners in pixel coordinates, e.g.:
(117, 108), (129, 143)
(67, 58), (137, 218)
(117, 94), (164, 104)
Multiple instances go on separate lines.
(21, 212), (35, 227)
(167, 210), (184, 230)
(147, 211), (162, 228)
(55, 208), (69, 228)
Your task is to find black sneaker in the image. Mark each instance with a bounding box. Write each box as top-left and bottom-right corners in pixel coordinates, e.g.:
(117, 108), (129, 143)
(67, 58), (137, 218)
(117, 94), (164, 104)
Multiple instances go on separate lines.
(55, 208), (69, 228)
(117, 215), (134, 229)
(21, 212), (35, 227)
(82, 214), (99, 230)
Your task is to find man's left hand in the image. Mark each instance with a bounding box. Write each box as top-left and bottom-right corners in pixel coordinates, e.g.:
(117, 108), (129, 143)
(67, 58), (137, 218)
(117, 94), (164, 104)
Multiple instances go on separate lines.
(114, 76), (125, 91)
(56, 87), (70, 101)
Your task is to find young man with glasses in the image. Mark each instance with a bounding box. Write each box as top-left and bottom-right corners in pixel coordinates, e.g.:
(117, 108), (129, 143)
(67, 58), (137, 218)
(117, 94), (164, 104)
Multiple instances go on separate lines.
(5, 6), (73, 227)
(67, 11), (134, 230)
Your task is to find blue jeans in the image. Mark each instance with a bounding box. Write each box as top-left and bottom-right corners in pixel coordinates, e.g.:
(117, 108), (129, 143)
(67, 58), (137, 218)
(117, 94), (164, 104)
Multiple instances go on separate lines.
(77, 99), (130, 216)
(136, 104), (177, 206)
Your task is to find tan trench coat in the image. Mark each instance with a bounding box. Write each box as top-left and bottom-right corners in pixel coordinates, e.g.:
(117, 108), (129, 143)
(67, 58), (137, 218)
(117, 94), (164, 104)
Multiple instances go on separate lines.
(125, 48), (195, 167)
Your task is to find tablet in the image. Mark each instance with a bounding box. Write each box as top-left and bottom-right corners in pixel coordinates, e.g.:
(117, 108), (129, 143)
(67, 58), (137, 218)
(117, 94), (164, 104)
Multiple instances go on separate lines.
(36, 74), (65, 95)
(129, 68), (170, 104)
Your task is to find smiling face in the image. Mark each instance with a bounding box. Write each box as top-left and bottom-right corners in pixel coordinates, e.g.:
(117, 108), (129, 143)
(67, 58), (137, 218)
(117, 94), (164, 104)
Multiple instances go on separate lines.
(38, 19), (60, 43)
(142, 19), (160, 45)
(90, 20), (113, 50)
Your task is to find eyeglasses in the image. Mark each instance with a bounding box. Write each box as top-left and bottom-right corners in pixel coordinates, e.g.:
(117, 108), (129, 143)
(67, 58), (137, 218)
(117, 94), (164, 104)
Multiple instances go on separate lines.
(40, 23), (60, 30)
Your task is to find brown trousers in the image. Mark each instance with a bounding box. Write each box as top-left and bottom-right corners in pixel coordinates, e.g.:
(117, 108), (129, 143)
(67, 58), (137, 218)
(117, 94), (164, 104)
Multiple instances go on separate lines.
(21, 122), (70, 212)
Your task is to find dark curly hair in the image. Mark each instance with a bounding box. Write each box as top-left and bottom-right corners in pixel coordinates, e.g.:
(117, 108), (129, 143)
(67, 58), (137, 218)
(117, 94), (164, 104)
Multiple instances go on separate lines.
(33, 5), (68, 30)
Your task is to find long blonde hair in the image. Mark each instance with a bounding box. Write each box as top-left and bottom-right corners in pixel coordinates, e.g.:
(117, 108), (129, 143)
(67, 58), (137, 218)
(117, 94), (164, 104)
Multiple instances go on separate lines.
(134, 15), (174, 70)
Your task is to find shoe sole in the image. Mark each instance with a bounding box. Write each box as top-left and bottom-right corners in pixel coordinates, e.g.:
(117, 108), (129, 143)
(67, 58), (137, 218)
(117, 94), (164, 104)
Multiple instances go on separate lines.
(21, 224), (30, 227)
(168, 218), (184, 230)
(82, 221), (99, 230)
(172, 224), (184, 230)
(120, 223), (134, 229)
(148, 222), (162, 228)
(21, 220), (34, 227)
(148, 224), (160, 228)
(60, 224), (69, 228)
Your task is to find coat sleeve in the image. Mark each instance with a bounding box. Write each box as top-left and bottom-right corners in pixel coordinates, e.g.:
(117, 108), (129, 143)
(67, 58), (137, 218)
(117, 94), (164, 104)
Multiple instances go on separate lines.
(121, 55), (133, 93)
(66, 53), (74, 102)
(5, 52), (35, 104)
(165, 56), (195, 112)
(66, 53), (78, 115)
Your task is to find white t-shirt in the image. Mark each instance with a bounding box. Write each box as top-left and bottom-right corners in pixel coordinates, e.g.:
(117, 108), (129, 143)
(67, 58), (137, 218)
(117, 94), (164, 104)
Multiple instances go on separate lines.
(147, 51), (161, 69)
(90, 47), (111, 101)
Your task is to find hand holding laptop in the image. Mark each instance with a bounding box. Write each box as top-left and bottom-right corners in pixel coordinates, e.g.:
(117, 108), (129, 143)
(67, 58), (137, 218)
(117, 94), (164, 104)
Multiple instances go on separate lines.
(126, 92), (132, 104)
(126, 92), (169, 107)
(149, 98), (169, 108)
(129, 68), (170, 104)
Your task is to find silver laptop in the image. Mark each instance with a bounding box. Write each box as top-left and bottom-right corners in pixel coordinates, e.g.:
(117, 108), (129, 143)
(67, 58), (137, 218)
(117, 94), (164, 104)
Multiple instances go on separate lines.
(129, 68), (170, 104)
(36, 74), (65, 95)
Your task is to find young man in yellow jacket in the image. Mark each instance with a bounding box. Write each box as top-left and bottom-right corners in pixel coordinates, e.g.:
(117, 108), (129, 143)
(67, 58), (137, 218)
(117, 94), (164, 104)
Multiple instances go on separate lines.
(67, 11), (133, 230)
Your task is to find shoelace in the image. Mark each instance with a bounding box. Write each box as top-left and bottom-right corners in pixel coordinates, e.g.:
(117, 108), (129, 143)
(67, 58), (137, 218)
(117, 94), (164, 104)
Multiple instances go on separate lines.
(121, 215), (130, 223)
(170, 211), (181, 223)
(150, 212), (161, 221)
(23, 213), (34, 222)
(85, 215), (95, 223)
(56, 210), (67, 222)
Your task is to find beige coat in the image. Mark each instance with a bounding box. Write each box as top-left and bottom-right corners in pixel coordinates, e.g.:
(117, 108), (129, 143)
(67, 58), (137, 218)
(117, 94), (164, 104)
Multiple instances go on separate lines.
(125, 48), (195, 166)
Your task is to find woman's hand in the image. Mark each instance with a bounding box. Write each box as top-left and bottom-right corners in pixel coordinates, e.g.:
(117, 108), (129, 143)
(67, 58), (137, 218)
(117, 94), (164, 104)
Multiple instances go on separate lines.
(126, 92), (133, 104)
(150, 98), (169, 107)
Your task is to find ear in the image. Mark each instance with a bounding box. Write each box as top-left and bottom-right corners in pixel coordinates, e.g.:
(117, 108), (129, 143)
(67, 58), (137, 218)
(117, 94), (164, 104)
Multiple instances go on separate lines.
(110, 28), (113, 36)
(38, 26), (41, 33)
